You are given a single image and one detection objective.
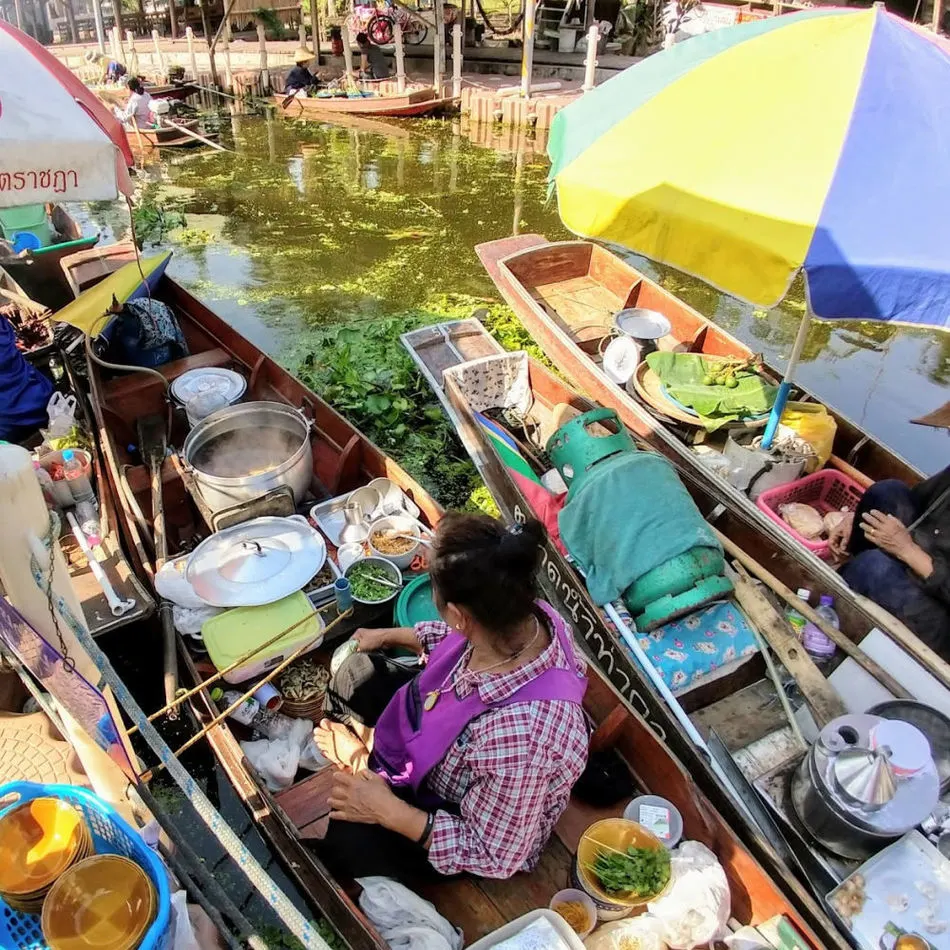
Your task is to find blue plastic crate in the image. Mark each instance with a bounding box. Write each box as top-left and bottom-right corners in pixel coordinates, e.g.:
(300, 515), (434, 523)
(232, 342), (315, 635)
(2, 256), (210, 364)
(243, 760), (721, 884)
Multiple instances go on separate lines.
(0, 782), (172, 950)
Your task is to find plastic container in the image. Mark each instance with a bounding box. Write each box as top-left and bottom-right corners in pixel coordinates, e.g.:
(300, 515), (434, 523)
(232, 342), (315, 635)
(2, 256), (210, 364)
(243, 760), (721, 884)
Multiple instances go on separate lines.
(549, 888), (596, 939)
(802, 594), (837, 664)
(467, 910), (586, 950)
(37, 451), (78, 507)
(0, 781), (171, 950)
(0, 204), (52, 249)
(756, 469), (865, 560)
(334, 577), (353, 612)
(395, 573), (440, 627)
(62, 448), (95, 503)
(202, 591), (325, 684)
(785, 587), (811, 639)
(622, 794), (683, 847)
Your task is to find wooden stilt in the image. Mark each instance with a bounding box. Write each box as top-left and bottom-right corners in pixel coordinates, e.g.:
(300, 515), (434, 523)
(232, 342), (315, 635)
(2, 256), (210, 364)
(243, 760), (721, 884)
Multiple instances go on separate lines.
(310, 0), (321, 59)
(257, 22), (271, 92)
(341, 22), (354, 80)
(582, 24), (598, 92)
(452, 21), (462, 98)
(394, 20), (406, 92)
(521, 0), (537, 99)
(186, 26), (199, 80)
(152, 29), (166, 76)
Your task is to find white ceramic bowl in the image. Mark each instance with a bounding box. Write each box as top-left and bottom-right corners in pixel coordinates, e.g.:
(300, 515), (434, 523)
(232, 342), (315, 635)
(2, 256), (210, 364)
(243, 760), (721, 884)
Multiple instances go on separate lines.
(368, 515), (422, 569)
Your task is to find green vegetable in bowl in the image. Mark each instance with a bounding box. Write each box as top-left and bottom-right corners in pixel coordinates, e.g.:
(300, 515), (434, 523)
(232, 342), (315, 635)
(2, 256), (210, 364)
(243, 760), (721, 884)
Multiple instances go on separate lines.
(347, 561), (398, 601)
(587, 845), (671, 897)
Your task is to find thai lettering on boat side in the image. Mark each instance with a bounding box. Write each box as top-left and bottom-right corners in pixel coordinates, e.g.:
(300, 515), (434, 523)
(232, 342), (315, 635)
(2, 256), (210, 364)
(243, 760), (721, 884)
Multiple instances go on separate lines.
(0, 169), (79, 192)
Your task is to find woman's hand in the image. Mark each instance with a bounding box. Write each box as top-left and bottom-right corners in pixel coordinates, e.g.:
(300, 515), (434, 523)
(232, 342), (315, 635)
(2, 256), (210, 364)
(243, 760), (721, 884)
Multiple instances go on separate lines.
(328, 770), (398, 825)
(861, 510), (916, 559)
(352, 627), (392, 653)
(314, 719), (370, 773)
(828, 511), (854, 559)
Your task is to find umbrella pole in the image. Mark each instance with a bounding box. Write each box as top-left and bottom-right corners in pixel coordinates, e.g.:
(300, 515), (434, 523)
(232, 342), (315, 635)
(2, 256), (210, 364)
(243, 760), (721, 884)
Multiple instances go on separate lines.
(761, 312), (811, 449)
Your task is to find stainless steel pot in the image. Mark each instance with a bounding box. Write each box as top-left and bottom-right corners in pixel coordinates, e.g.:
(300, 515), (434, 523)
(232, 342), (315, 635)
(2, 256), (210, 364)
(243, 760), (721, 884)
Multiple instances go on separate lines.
(181, 401), (312, 515)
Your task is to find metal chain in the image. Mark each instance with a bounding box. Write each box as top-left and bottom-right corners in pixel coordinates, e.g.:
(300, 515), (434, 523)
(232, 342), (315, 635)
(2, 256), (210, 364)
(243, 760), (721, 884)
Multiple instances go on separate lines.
(35, 509), (76, 674)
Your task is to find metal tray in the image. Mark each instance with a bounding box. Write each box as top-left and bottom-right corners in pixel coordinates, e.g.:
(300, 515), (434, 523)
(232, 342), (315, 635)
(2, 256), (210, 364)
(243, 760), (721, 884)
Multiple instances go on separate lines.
(309, 487), (421, 547)
(826, 831), (950, 950)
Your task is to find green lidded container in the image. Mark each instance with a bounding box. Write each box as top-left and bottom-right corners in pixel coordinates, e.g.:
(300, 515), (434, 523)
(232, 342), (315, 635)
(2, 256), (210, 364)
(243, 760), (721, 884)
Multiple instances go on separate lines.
(546, 408), (636, 498)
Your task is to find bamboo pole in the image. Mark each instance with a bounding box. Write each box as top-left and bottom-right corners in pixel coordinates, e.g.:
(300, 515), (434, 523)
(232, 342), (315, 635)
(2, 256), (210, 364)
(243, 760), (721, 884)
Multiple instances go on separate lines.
(520, 0), (536, 99)
(186, 26), (199, 80)
(160, 116), (230, 151)
(221, 20), (234, 91)
(394, 20), (406, 92)
(714, 527), (914, 699)
(341, 22), (354, 79)
(582, 24), (598, 92)
(151, 29), (166, 75)
(433, 0), (444, 95)
(126, 29), (138, 75)
(452, 21), (462, 99)
(257, 21), (270, 92)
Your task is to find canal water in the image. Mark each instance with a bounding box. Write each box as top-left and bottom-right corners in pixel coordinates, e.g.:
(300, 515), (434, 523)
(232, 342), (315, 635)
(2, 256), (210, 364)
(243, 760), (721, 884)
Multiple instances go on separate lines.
(83, 110), (950, 490)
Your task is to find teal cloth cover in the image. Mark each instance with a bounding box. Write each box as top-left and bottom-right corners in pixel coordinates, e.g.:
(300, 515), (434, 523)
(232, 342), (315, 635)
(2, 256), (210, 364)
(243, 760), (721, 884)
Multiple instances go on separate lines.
(558, 451), (722, 606)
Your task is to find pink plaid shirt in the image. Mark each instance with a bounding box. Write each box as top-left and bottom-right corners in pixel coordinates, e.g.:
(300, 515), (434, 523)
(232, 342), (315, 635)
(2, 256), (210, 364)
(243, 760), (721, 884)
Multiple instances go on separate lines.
(413, 613), (589, 878)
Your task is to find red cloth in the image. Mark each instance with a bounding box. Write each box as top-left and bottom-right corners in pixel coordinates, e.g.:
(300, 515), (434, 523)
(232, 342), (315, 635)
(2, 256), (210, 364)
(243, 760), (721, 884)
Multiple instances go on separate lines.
(412, 614), (588, 878)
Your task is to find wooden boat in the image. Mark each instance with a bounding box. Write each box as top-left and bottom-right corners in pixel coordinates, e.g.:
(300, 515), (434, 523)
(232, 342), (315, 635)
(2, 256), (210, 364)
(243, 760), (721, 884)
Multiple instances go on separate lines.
(77, 267), (838, 949)
(0, 205), (98, 311)
(93, 81), (199, 108)
(476, 235), (947, 682)
(273, 86), (456, 118)
(402, 318), (950, 944)
(126, 118), (207, 150)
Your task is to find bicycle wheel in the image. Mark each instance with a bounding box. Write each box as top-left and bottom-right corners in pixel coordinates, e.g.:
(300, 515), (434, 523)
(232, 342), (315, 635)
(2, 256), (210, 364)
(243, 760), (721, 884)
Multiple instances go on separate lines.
(403, 20), (428, 44)
(366, 13), (395, 44)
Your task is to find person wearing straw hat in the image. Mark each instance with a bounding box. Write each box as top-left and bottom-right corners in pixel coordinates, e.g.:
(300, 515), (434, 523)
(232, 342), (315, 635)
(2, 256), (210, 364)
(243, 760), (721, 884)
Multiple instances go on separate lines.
(285, 48), (317, 95)
(85, 49), (126, 84)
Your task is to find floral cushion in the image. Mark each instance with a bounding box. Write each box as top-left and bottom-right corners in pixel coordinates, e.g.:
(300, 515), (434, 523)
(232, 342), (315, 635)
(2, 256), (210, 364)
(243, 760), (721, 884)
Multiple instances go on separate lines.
(630, 601), (759, 694)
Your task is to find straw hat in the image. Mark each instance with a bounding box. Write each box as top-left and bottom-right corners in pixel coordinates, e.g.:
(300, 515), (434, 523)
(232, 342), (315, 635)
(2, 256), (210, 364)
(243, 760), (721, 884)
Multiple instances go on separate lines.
(84, 49), (103, 64)
(293, 48), (313, 64)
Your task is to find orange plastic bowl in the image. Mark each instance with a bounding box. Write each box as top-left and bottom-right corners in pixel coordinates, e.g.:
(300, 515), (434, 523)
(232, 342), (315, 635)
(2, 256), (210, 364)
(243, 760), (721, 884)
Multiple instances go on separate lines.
(42, 854), (156, 950)
(0, 798), (87, 896)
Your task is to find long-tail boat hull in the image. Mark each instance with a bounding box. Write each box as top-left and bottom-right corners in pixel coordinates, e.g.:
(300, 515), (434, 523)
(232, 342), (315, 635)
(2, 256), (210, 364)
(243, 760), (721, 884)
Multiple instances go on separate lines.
(272, 88), (455, 118)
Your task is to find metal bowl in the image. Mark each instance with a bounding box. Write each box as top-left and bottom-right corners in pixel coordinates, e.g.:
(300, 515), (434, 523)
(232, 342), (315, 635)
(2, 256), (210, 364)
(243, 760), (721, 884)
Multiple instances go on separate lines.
(344, 556), (402, 605)
(867, 700), (950, 793)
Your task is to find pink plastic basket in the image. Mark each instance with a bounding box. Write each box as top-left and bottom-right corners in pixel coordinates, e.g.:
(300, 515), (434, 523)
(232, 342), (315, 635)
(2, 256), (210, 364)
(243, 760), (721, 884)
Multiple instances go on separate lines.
(756, 469), (865, 560)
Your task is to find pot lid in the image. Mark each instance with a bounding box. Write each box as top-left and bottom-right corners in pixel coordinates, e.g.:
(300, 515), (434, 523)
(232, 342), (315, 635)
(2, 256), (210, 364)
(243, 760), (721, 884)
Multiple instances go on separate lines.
(613, 308), (672, 341)
(833, 748), (897, 809)
(185, 515), (326, 607)
(171, 368), (247, 406)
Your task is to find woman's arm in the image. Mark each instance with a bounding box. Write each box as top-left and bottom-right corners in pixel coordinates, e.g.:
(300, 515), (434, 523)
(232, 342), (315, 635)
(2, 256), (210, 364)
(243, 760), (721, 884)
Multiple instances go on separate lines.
(861, 511), (934, 578)
(353, 626), (424, 654)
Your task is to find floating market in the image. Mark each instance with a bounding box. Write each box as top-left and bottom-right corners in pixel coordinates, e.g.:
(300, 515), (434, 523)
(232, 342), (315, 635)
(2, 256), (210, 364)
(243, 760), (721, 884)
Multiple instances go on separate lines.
(2, 2), (950, 950)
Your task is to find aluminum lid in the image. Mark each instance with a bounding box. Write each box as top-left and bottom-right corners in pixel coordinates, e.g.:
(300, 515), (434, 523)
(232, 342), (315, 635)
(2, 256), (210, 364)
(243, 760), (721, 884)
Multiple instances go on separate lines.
(613, 307), (672, 341)
(185, 515), (327, 607)
(171, 367), (247, 406)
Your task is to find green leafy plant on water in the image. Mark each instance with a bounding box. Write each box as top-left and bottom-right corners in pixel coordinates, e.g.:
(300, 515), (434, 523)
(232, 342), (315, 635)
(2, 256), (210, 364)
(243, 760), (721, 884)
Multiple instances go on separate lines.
(131, 182), (186, 247)
(257, 921), (342, 950)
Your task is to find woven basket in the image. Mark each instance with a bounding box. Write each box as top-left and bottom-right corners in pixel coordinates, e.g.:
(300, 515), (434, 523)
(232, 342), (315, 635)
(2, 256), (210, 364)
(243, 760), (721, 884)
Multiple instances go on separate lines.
(279, 689), (326, 721)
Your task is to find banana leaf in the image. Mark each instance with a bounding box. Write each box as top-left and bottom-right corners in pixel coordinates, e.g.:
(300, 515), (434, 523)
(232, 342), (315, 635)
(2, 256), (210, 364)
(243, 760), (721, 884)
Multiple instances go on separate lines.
(646, 352), (777, 431)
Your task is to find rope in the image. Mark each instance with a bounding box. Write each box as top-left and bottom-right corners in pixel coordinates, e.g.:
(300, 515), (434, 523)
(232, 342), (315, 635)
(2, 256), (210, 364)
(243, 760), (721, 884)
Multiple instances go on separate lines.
(28, 515), (332, 950)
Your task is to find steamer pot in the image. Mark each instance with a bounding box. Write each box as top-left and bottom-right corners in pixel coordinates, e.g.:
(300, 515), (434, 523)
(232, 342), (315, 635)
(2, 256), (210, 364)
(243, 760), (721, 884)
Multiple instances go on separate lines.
(181, 401), (312, 515)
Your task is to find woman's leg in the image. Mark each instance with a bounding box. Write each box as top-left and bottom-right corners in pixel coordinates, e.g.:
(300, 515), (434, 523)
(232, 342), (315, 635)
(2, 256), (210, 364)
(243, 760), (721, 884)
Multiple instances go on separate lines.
(326, 651), (416, 727)
(847, 479), (919, 555)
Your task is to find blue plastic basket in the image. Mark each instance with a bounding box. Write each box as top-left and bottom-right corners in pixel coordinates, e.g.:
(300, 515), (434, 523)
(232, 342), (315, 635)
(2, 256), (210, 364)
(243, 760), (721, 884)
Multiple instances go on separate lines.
(0, 782), (172, 950)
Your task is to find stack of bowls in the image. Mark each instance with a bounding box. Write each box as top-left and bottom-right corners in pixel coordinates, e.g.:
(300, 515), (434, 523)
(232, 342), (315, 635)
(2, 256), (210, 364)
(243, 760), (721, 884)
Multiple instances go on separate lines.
(279, 658), (331, 720)
(42, 854), (156, 950)
(0, 797), (91, 914)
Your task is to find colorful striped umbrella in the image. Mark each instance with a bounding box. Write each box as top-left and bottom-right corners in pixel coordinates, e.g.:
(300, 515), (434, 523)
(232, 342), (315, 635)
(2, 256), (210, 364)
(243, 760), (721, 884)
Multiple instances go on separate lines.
(548, 5), (950, 442)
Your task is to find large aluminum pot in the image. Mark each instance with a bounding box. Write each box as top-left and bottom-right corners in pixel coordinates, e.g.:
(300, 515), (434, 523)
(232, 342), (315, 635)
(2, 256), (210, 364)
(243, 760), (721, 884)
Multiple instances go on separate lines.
(181, 401), (312, 515)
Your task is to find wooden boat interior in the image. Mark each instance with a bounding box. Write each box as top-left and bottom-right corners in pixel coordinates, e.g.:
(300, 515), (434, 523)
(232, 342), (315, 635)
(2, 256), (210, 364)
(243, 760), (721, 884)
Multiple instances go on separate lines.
(76, 271), (833, 949)
(493, 235), (922, 488)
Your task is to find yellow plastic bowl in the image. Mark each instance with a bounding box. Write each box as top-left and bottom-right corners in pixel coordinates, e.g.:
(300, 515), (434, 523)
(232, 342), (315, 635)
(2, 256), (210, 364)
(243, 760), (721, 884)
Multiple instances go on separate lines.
(0, 798), (88, 896)
(42, 854), (156, 950)
(575, 818), (671, 908)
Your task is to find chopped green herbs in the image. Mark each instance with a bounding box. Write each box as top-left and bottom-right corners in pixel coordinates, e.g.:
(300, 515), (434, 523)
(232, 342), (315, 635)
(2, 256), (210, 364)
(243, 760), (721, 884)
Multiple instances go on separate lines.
(587, 845), (671, 897)
(347, 561), (397, 602)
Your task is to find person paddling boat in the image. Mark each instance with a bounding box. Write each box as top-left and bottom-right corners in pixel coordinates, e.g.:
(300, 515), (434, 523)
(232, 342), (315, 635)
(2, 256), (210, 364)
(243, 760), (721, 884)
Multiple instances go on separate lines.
(314, 513), (589, 881)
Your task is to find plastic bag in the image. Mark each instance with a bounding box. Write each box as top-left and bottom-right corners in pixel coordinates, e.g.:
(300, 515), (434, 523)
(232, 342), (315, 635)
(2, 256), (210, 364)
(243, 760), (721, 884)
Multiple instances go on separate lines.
(171, 891), (201, 950)
(45, 392), (77, 439)
(356, 877), (463, 950)
(584, 918), (668, 950)
(647, 841), (731, 949)
(241, 735), (301, 791)
(779, 402), (837, 473)
(156, 555), (207, 610)
(172, 604), (222, 636)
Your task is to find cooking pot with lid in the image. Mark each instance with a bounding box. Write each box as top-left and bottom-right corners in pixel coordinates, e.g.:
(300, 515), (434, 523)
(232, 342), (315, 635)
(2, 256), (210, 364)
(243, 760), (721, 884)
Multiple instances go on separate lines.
(182, 401), (312, 515)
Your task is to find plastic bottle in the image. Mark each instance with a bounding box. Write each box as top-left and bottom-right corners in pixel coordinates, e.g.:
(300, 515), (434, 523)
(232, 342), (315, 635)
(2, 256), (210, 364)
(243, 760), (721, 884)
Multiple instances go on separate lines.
(802, 594), (838, 667)
(75, 499), (102, 547)
(210, 687), (260, 726)
(784, 587), (811, 639)
(32, 460), (56, 508)
(62, 448), (95, 503)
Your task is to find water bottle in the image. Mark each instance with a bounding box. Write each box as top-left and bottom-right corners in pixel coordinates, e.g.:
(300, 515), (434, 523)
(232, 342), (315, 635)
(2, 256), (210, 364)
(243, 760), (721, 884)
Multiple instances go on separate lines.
(802, 594), (838, 667)
(75, 499), (102, 547)
(784, 587), (811, 639)
(211, 687), (261, 726)
(62, 448), (95, 504)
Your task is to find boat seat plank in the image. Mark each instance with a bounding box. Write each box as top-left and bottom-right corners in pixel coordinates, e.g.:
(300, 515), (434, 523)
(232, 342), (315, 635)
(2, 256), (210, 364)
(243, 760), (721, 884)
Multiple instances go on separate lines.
(690, 679), (788, 752)
(275, 765), (336, 832)
(416, 879), (508, 946)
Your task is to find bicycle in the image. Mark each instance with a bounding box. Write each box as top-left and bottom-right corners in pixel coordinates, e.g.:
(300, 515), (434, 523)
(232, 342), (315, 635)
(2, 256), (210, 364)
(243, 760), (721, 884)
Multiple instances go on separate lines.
(347, 0), (430, 46)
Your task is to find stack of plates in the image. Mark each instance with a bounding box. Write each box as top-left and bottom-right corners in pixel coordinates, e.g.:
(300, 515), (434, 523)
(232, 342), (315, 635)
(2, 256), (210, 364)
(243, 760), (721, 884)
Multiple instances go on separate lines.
(0, 797), (91, 914)
(42, 854), (156, 950)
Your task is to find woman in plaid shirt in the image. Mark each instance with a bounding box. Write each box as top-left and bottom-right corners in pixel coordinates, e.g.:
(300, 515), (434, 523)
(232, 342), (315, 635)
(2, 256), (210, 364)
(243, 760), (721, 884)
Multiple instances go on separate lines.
(315, 513), (589, 881)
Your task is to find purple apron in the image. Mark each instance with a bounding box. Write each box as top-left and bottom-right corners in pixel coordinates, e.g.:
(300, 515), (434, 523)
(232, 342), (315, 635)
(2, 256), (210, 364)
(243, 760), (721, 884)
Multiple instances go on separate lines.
(371, 601), (587, 806)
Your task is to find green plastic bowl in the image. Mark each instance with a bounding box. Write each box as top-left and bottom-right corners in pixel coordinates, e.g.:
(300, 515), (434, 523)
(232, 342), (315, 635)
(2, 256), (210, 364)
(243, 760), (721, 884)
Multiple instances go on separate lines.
(395, 574), (440, 627)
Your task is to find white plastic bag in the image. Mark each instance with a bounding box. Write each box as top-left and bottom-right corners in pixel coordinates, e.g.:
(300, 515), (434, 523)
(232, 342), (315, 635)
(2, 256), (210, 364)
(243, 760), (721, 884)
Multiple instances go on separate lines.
(584, 918), (668, 950)
(157, 555), (208, 610)
(172, 604), (222, 636)
(647, 841), (731, 949)
(357, 877), (463, 950)
(241, 718), (324, 790)
(45, 392), (78, 439)
(171, 891), (201, 950)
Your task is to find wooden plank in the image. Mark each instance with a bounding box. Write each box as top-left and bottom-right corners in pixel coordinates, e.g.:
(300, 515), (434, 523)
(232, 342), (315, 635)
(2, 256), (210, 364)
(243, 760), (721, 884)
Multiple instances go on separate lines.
(731, 573), (847, 728)
(275, 766), (336, 830)
(691, 680), (789, 752)
(419, 878), (507, 946)
(477, 838), (574, 921)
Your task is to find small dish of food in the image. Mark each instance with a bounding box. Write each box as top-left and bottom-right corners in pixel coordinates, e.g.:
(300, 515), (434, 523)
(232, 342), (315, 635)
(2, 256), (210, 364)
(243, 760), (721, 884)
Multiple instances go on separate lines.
(344, 557), (403, 605)
(368, 515), (424, 569)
